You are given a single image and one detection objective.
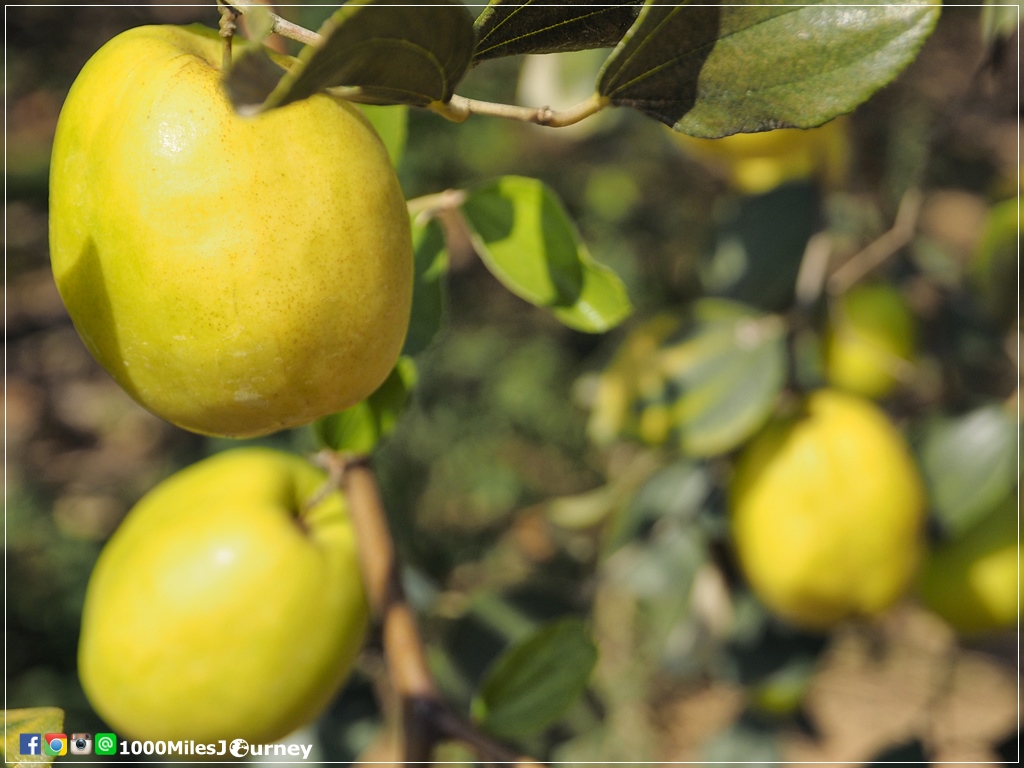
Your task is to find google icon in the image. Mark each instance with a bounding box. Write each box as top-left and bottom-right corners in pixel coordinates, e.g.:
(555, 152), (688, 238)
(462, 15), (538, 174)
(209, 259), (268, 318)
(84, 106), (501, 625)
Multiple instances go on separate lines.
(43, 733), (67, 757)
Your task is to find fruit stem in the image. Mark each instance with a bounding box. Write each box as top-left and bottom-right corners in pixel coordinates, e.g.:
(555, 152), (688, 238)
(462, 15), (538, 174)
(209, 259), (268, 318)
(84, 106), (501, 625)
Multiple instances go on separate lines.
(217, 0), (238, 72)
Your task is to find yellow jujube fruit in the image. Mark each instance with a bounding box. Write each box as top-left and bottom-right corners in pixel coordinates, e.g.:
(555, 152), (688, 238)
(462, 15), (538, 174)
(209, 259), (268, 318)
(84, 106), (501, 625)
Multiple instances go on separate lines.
(729, 390), (926, 630)
(78, 448), (369, 743)
(49, 25), (413, 438)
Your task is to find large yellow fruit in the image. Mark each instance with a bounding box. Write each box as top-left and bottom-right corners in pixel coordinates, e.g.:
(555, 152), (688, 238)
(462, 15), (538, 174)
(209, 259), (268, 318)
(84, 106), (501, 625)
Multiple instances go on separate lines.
(78, 448), (369, 742)
(729, 390), (925, 630)
(49, 25), (413, 438)
(823, 283), (916, 399)
(918, 498), (1019, 635)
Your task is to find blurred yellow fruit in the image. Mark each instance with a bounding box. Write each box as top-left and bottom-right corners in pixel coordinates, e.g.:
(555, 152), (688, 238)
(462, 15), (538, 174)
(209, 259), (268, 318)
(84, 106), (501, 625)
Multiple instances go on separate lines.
(49, 25), (413, 437)
(673, 117), (850, 195)
(78, 448), (368, 742)
(918, 498), (1019, 635)
(823, 283), (916, 399)
(729, 390), (925, 630)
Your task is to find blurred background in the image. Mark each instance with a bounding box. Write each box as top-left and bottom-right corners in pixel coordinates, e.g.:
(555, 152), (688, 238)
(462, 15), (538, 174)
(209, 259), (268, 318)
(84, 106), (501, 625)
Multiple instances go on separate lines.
(6, 2), (1020, 765)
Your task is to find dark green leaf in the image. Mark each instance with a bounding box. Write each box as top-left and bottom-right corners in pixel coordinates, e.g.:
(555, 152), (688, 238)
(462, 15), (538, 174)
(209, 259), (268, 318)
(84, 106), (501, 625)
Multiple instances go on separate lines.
(473, 0), (642, 62)
(917, 405), (1020, 539)
(473, 617), (598, 740)
(2, 708), (64, 767)
(460, 176), (632, 333)
(701, 183), (821, 312)
(264, 0), (476, 110)
(403, 216), (448, 356)
(598, 0), (940, 137)
(313, 358), (417, 454)
(224, 45), (288, 113)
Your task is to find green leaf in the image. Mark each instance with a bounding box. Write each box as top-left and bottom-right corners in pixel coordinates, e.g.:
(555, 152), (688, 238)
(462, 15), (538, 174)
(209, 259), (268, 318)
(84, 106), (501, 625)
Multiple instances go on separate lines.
(358, 104), (408, 167)
(473, 0), (642, 62)
(313, 358), (417, 454)
(612, 301), (786, 457)
(598, 0), (940, 137)
(473, 617), (598, 740)
(403, 216), (448, 356)
(264, 0), (476, 110)
(460, 176), (632, 333)
(664, 301), (787, 456)
(917, 405), (1020, 539)
(2, 708), (64, 767)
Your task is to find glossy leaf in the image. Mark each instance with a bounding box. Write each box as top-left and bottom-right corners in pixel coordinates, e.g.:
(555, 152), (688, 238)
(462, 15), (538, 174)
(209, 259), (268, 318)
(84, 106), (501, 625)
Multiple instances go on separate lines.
(403, 216), (448, 356)
(313, 358), (417, 454)
(473, 617), (598, 740)
(262, 0), (476, 110)
(473, 0), (642, 62)
(917, 405), (1020, 539)
(2, 708), (64, 767)
(461, 176), (632, 333)
(598, 0), (940, 137)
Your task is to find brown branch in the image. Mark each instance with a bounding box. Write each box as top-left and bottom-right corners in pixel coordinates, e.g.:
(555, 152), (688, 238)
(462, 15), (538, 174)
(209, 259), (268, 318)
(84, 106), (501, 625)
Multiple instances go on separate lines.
(827, 189), (924, 296)
(319, 451), (545, 767)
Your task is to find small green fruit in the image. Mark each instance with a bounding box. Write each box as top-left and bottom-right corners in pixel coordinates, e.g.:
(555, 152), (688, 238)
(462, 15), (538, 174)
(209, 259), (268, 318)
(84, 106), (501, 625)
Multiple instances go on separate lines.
(49, 25), (413, 437)
(823, 283), (915, 400)
(78, 448), (368, 742)
(919, 499), (1019, 635)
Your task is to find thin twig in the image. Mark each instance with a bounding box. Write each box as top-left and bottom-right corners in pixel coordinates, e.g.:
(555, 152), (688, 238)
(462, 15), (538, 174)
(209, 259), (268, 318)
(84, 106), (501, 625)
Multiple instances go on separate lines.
(827, 188), (924, 296)
(433, 93), (609, 127)
(794, 231), (834, 308)
(231, 1), (324, 46)
(407, 189), (468, 219)
(217, 1), (238, 72)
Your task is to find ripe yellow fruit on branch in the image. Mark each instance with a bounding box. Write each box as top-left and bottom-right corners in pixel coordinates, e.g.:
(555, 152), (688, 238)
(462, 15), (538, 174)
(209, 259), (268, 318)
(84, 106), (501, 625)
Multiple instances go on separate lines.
(78, 448), (368, 743)
(49, 25), (413, 437)
(729, 390), (925, 630)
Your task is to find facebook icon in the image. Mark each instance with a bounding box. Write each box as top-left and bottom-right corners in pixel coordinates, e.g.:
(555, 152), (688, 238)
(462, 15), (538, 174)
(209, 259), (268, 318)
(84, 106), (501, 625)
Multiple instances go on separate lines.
(20, 734), (41, 755)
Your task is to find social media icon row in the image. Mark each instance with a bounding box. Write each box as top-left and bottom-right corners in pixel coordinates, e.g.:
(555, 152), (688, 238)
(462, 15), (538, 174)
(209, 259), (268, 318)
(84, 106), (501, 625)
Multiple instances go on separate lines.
(20, 732), (117, 756)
